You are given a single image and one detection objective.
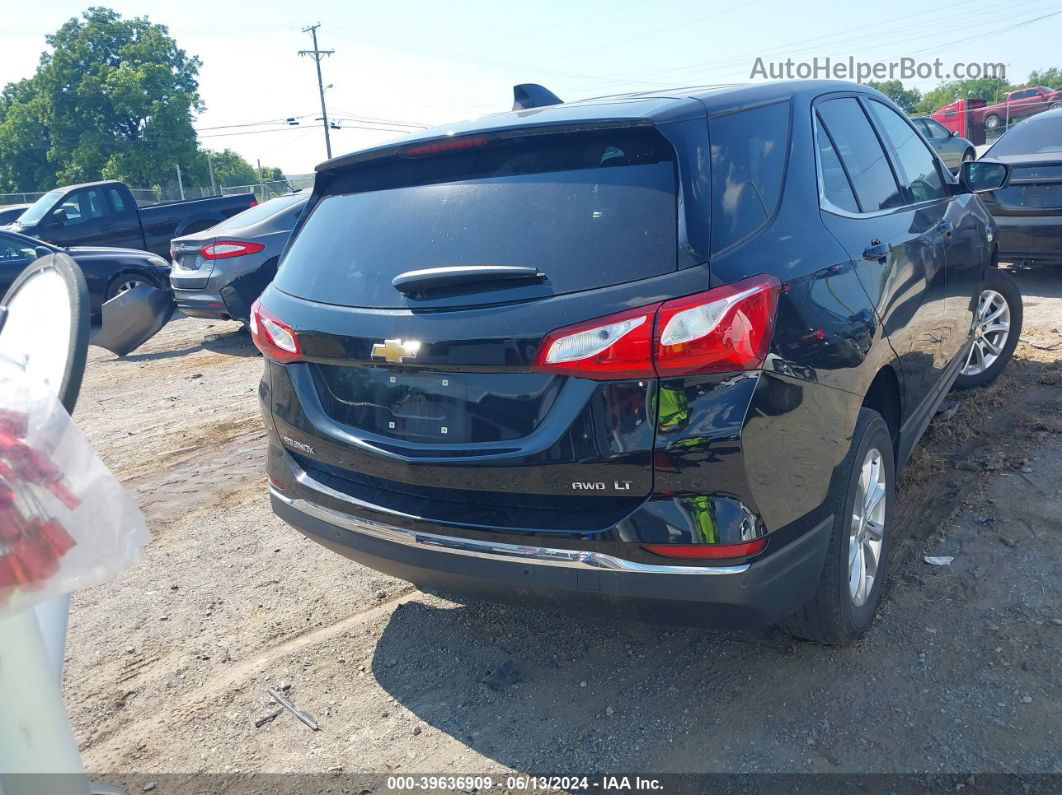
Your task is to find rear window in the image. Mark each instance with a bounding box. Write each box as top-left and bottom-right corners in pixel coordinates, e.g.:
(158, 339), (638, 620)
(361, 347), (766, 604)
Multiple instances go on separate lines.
(708, 101), (790, 253)
(816, 98), (903, 213)
(211, 193), (307, 232)
(274, 130), (678, 307)
(987, 115), (1062, 156)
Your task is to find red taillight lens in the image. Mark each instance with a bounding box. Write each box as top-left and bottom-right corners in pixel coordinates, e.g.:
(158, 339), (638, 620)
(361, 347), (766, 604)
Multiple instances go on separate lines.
(531, 274), (780, 380)
(642, 539), (766, 559)
(655, 274), (780, 376)
(250, 299), (302, 364)
(200, 240), (266, 260)
(531, 305), (656, 380)
(248, 198), (258, 207)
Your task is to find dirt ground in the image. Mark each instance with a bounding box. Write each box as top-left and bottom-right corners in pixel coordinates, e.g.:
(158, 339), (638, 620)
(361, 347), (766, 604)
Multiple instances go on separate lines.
(62, 266), (1061, 781)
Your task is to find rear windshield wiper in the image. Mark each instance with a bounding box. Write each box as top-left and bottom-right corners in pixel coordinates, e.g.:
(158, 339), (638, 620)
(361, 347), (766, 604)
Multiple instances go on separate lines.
(392, 265), (546, 296)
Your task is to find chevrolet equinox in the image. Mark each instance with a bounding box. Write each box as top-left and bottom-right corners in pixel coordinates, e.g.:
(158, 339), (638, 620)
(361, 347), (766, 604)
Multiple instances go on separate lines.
(253, 81), (1021, 644)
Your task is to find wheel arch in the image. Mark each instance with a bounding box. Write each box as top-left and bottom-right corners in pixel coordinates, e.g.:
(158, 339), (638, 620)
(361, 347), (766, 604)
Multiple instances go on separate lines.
(862, 365), (902, 466)
(106, 267), (163, 295)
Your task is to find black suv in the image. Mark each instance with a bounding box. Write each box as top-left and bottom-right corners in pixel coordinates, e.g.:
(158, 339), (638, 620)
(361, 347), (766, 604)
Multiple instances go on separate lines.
(254, 80), (1020, 644)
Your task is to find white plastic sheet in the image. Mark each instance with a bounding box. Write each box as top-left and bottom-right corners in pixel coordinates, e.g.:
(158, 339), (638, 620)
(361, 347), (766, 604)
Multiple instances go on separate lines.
(0, 362), (149, 618)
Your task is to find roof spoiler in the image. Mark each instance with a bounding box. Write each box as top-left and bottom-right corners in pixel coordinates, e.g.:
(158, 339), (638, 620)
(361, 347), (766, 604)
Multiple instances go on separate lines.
(513, 83), (563, 111)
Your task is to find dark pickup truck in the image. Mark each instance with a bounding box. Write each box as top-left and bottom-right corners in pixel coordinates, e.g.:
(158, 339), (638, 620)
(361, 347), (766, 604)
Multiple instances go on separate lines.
(2, 180), (256, 258)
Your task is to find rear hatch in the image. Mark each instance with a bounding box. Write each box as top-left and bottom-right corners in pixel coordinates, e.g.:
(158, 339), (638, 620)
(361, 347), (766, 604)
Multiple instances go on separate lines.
(265, 122), (709, 531)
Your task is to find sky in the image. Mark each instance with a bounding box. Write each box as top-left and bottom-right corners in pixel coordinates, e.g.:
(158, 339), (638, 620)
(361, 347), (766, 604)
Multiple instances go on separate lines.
(2, 0), (1061, 179)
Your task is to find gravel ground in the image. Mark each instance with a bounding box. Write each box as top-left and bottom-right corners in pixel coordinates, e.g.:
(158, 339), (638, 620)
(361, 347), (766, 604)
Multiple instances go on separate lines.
(62, 267), (1061, 779)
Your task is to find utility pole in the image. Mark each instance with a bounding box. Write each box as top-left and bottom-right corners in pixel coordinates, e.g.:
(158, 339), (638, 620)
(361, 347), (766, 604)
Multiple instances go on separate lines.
(206, 152), (217, 196)
(175, 163), (185, 200)
(299, 24), (334, 160)
(257, 158), (266, 202)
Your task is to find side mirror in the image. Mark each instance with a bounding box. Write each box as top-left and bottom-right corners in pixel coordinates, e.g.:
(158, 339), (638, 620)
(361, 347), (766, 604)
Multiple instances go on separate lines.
(948, 130), (957, 138)
(34, 246), (51, 258)
(960, 159), (1010, 193)
(50, 208), (68, 228)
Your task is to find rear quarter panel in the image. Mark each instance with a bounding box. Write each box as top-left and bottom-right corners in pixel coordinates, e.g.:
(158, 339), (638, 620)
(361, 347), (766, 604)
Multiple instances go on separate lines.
(699, 90), (900, 530)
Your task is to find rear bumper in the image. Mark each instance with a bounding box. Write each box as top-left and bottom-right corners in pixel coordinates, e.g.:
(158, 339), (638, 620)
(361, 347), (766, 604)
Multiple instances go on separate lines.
(172, 288), (229, 319)
(993, 213), (1062, 263)
(269, 482), (833, 628)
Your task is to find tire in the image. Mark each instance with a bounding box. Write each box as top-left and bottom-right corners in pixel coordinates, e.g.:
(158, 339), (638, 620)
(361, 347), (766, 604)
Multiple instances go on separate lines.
(105, 272), (157, 302)
(1050, 101), (1062, 111)
(782, 408), (895, 645)
(984, 114), (1001, 130)
(952, 268), (1022, 390)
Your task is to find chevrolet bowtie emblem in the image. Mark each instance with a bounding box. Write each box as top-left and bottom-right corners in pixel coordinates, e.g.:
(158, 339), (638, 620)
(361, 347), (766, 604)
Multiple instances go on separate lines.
(371, 338), (421, 363)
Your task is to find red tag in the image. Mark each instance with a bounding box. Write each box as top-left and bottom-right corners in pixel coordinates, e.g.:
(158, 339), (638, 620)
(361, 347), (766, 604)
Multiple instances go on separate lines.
(12, 537), (59, 582)
(0, 410), (28, 438)
(37, 518), (76, 558)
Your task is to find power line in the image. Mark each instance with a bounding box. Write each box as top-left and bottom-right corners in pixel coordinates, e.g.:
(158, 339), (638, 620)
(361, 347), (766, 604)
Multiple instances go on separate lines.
(199, 121), (416, 139)
(566, 0), (1037, 94)
(299, 23), (335, 160)
(910, 8), (1062, 55)
(330, 109), (430, 129)
(199, 127), (315, 139)
(194, 115), (312, 132)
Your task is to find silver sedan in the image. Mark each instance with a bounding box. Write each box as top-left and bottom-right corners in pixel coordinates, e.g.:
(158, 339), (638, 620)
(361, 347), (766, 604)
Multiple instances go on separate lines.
(912, 116), (976, 173)
(169, 193), (308, 322)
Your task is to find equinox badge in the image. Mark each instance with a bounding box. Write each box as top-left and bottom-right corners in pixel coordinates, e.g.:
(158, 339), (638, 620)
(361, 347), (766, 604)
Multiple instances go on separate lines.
(371, 338), (421, 364)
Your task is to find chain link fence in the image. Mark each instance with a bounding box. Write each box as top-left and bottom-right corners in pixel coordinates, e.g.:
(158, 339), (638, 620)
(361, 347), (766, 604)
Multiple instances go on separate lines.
(1, 176), (315, 209)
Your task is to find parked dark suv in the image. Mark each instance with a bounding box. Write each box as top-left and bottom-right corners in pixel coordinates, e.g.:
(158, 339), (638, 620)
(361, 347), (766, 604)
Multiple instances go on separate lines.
(254, 80), (1020, 644)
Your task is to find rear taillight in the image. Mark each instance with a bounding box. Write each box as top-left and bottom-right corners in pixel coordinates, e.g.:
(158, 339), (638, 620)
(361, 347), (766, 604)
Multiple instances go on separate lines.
(200, 240), (265, 260)
(641, 539), (766, 559)
(654, 275), (780, 376)
(531, 274), (780, 380)
(531, 305), (656, 379)
(250, 299), (302, 364)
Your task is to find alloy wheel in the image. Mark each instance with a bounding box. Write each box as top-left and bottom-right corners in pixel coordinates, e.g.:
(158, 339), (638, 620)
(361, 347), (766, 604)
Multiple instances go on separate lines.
(115, 278), (146, 296)
(849, 447), (886, 607)
(962, 289), (1011, 377)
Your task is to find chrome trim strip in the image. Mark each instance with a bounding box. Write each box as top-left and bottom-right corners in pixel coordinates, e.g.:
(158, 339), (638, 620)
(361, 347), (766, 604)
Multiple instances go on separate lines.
(270, 487), (751, 576)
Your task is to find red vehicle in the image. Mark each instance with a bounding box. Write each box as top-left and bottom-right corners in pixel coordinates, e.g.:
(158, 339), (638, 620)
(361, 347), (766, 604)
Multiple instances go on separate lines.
(931, 98), (987, 141)
(978, 86), (1062, 131)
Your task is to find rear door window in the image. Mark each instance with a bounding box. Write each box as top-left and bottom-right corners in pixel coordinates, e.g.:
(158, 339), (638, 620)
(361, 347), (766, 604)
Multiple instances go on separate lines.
(274, 129), (678, 308)
(815, 118), (860, 213)
(816, 98), (903, 213)
(866, 100), (948, 203)
(708, 101), (790, 253)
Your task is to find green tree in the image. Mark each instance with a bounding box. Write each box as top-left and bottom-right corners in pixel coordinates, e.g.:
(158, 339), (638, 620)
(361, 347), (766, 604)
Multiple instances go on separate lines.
(915, 77), (1013, 114)
(259, 166), (285, 181)
(866, 80), (922, 113)
(41, 7), (203, 185)
(0, 77), (53, 192)
(198, 149), (256, 187)
(0, 7), (203, 191)
(1027, 68), (1062, 89)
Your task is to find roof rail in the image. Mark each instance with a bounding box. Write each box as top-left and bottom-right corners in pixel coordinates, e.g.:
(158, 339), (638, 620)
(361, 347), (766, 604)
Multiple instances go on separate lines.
(512, 83), (563, 111)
